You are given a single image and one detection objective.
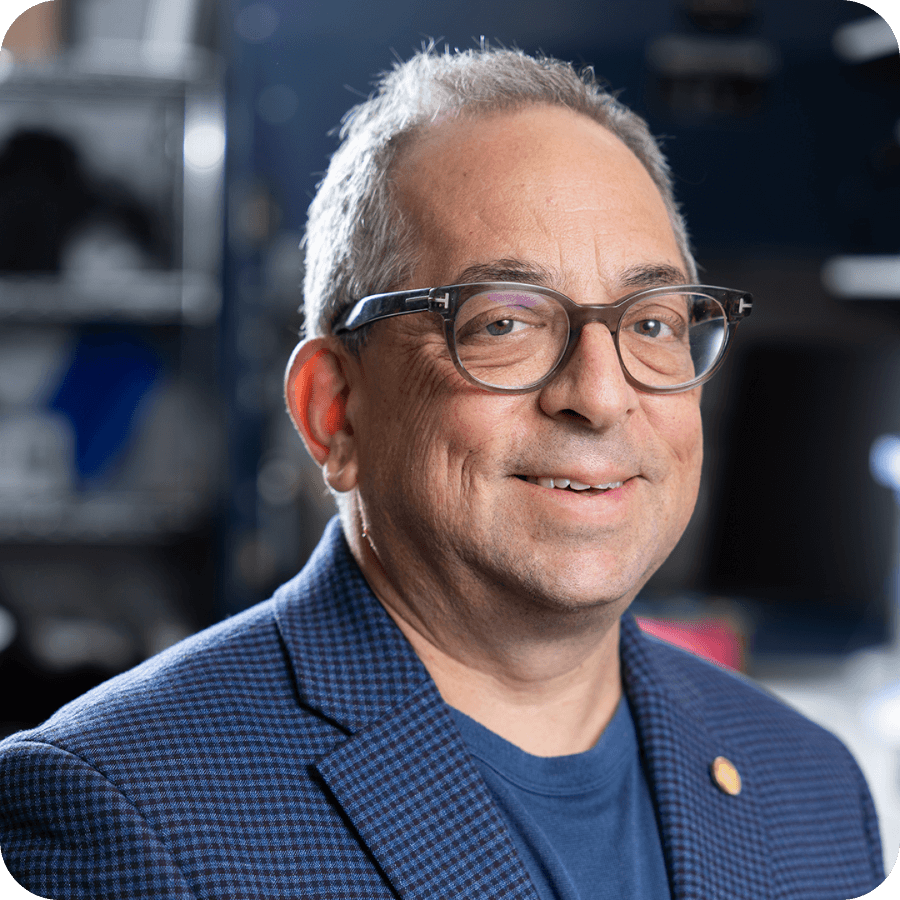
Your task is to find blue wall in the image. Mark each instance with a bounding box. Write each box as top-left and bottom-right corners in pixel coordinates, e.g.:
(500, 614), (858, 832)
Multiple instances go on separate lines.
(229, 0), (898, 258)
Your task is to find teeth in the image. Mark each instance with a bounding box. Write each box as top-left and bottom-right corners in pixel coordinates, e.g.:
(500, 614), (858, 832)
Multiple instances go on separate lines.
(525, 476), (624, 492)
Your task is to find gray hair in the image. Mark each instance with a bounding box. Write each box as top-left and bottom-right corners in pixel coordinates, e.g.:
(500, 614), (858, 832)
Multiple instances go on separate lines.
(303, 45), (697, 349)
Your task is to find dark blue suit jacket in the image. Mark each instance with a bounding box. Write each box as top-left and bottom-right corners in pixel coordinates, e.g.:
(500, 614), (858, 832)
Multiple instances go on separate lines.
(0, 519), (886, 899)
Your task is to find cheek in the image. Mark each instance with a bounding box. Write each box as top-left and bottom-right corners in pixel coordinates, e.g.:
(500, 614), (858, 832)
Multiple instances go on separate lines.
(667, 405), (704, 529)
(673, 408), (703, 475)
(360, 373), (525, 507)
(444, 390), (522, 454)
(646, 393), (703, 464)
(642, 395), (704, 526)
(352, 343), (462, 479)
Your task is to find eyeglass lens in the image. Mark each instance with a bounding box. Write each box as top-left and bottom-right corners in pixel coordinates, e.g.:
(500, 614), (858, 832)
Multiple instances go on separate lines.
(452, 288), (727, 390)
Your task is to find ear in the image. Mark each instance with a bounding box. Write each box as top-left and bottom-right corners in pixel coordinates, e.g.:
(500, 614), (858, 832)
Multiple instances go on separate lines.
(285, 338), (358, 492)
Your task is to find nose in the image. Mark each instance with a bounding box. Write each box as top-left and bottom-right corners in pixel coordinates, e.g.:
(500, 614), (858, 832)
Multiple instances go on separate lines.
(538, 322), (638, 428)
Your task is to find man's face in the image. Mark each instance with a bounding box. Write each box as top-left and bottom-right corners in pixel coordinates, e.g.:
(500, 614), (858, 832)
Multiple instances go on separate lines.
(343, 104), (703, 619)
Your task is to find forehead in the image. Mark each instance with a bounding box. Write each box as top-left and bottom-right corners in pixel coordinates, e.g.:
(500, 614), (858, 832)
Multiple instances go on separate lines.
(392, 104), (683, 289)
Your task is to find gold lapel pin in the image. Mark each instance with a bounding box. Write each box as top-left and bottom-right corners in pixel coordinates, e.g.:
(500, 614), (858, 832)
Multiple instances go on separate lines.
(711, 756), (742, 796)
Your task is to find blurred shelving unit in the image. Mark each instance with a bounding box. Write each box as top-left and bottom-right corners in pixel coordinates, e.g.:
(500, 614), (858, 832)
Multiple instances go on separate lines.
(0, 4), (227, 733)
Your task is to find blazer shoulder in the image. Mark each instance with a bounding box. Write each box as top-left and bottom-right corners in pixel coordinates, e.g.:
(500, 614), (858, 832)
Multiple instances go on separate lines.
(631, 626), (869, 762)
(628, 625), (885, 883)
(1, 738), (199, 900)
(0, 596), (327, 772)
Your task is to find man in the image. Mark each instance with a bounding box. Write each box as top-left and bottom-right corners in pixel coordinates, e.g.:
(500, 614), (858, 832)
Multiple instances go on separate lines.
(0, 47), (886, 900)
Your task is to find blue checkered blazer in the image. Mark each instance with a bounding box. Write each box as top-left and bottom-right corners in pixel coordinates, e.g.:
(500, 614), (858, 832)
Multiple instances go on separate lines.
(0, 518), (886, 899)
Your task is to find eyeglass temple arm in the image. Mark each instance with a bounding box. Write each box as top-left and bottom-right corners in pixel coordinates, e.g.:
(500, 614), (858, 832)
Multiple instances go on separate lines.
(723, 290), (753, 321)
(335, 289), (451, 333)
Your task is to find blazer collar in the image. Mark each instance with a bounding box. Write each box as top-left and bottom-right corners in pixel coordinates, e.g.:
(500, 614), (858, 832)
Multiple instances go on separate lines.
(274, 518), (540, 899)
(273, 517), (432, 731)
(275, 518), (771, 900)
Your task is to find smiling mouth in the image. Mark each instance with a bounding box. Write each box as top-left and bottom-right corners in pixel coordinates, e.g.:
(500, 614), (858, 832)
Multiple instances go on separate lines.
(516, 475), (625, 493)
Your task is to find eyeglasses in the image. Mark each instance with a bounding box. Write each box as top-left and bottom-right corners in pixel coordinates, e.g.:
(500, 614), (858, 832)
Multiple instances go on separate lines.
(333, 282), (753, 395)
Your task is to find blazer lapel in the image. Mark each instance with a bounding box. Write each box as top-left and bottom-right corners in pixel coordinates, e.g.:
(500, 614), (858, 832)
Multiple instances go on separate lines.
(274, 519), (539, 900)
(316, 683), (540, 900)
(620, 616), (773, 900)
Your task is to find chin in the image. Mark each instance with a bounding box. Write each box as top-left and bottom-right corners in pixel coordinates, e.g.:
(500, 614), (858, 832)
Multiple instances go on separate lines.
(510, 555), (652, 616)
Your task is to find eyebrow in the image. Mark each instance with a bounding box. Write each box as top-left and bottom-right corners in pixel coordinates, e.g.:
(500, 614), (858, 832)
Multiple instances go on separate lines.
(450, 260), (556, 287)
(618, 263), (690, 289)
(448, 259), (690, 291)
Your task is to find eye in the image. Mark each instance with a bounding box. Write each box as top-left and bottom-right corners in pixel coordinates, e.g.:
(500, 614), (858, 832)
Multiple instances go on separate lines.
(630, 318), (674, 339)
(455, 290), (564, 348)
(622, 298), (689, 342)
(456, 305), (541, 342)
(484, 318), (526, 336)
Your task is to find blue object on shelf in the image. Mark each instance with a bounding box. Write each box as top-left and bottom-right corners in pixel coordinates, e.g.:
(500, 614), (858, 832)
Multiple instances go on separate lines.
(49, 332), (161, 482)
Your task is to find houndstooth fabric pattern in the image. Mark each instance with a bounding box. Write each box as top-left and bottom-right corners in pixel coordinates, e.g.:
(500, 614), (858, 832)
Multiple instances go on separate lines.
(0, 517), (886, 899)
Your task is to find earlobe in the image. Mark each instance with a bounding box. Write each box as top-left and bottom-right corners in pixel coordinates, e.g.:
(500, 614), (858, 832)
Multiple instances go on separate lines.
(285, 339), (358, 491)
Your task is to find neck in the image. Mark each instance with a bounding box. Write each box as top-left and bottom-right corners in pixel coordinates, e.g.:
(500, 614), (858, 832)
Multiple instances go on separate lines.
(344, 508), (626, 757)
(395, 610), (624, 756)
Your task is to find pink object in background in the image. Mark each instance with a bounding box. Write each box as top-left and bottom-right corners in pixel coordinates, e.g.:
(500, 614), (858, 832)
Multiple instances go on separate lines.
(635, 616), (744, 672)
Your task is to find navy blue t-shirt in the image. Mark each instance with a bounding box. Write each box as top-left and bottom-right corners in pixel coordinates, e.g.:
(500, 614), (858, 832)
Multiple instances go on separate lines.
(450, 699), (672, 900)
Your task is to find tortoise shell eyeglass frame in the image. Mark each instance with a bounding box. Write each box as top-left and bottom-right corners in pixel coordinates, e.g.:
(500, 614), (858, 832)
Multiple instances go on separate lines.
(332, 281), (753, 395)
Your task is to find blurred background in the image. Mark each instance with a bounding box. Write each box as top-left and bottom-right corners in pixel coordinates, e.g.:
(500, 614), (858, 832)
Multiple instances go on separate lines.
(0, 0), (898, 870)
